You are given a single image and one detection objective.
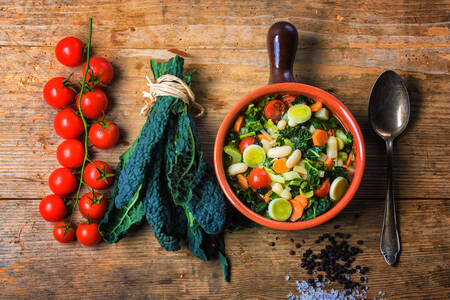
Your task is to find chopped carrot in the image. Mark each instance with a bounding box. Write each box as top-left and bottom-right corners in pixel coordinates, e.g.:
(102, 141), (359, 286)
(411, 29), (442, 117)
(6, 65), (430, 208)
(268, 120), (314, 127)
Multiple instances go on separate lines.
(327, 129), (335, 136)
(273, 159), (289, 173)
(314, 178), (330, 197)
(345, 151), (353, 168)
(233, 115), (244, 133)
(310, 101), (323, 112)
(294, 195), (308, 209)
(289, 199), (304, 222)
(324, 157), (334, 170)
(236, 174), (248, 190)
(312, 129), (329, 146)
(257, 134), (271, 142)
(264, 190), (272, 203)
(282, 95), (296, 107)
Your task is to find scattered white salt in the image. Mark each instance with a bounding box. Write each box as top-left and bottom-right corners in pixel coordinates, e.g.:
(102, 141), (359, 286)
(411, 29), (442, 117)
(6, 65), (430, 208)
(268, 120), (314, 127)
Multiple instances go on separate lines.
(287, 279), (385, 300)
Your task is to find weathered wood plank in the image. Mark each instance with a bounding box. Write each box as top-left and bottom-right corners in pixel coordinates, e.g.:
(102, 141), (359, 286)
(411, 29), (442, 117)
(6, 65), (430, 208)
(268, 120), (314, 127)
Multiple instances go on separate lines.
(0, 198), (448, 299)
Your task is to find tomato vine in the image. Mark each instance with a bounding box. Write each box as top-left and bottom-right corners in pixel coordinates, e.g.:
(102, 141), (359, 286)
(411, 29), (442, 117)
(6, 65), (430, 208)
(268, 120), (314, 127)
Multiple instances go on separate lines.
(70, 17), (93, 224)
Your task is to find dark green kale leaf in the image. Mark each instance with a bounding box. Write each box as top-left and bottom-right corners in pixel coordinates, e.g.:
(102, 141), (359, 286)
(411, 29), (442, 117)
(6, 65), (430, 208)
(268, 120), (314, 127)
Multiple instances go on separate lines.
(343, 131), (354, 154)
(327, 117), (339, 129)
(300, 198), (331, 221)
(303, 158), (326, 190)
(235, 188), (267, 213)
(310, 118), (323, 130)
(99, 139), (146, 243)
(277, 126), (312, 151)
(187, 170), (227, 235)
(305, 146), (326, 160)
(327, 166), (348, 181)
(292, 95), (315, 106)
(114, 56), (185, 208)
(143, 138), (182, 251)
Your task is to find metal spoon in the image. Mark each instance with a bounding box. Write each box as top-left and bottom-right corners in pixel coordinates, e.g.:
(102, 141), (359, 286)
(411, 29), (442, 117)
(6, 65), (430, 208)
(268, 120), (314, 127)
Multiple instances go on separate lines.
(368, 70), (410, 265)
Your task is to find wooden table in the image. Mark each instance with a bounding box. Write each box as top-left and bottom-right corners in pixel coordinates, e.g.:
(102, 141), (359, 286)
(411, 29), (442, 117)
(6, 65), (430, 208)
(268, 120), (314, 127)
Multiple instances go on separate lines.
(0, 1), (449, 299)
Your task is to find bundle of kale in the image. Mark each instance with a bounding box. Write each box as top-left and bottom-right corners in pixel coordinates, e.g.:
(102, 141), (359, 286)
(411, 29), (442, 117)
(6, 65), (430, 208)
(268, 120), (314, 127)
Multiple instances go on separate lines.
(99, 56), (252, 281)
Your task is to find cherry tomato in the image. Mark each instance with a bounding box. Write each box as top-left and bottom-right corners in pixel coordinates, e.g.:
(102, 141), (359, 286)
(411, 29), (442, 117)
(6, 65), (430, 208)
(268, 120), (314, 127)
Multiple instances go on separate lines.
(79, 192), (108, 219)
(248, 168), (271, 189)
(76, 89), (108, 119)
(76, 223), (101, 246)
(264, 100), (286, 122)
(39, 194), (67, 222)
(89, 120), (119, 149)
(83, 161), (114, 190)
(43, 77), (76, 109)
(48, 168), (77, 195)
(54, 108), (84, 139)
(83, 57), (114, 86)
(56, 139), (85, 169)
(282, 95), (296, 107)
(55, 37), (84, 67)
(53, 221), (76, 243)
(239, 136), (255, 153)
(314, 178), (331, 197)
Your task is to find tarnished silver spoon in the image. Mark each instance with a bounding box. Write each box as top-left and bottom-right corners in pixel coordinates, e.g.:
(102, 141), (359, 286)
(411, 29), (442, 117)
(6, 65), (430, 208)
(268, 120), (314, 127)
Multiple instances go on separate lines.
(368, 70), (410, 265)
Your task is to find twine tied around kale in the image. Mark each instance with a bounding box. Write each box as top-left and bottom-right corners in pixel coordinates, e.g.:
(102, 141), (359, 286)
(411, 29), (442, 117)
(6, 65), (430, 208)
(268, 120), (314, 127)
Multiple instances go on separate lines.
(142, 74), (205, 118)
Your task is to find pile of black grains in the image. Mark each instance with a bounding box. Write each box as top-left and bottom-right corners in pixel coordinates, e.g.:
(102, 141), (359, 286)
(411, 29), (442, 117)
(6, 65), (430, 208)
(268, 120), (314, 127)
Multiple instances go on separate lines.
(298, 227), (370, 291)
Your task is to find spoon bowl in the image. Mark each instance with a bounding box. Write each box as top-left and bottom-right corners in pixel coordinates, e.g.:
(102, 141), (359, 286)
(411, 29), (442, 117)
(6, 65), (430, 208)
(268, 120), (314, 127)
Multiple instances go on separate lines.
(369, 71), (410, 139)
(368, 70), (410, 266)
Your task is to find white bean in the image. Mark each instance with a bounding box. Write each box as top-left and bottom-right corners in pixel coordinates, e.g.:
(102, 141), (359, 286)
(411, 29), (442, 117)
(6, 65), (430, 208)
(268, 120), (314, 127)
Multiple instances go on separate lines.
(280, 189), (292, 200)
(267, 146), (292, 158)
(288, 118), (298, 127)
(277, 119), (287, 130)
(261, 139), (272, 153)
(227, 163), (248, 176)
(314, 108), (329, 120)
(272, 183), (283, 195)
(309, 125), (316, 134)
(286, 149), (302, 168)
(327, 136), (338, 159)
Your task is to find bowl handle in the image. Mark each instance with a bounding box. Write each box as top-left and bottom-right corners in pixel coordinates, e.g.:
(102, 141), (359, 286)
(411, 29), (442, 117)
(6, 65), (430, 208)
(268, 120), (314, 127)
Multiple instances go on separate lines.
(267, 21), (298, 84)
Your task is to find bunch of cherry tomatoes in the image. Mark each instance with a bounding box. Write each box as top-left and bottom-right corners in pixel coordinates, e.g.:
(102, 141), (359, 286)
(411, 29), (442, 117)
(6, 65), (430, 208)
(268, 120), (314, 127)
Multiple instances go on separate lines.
(39, 33), (118, 246)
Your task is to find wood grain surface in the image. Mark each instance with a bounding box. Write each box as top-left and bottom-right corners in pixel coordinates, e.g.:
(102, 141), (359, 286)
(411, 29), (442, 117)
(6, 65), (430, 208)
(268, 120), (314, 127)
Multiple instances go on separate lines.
(0, 0), (449, 299)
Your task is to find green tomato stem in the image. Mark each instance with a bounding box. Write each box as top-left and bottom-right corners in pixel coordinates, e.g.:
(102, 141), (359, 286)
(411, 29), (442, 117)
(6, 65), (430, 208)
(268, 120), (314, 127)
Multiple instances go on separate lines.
(69, 17), (93, 224)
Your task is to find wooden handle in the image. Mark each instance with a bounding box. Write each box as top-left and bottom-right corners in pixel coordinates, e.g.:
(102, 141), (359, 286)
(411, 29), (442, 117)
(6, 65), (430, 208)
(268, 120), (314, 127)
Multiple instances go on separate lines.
(267, 21), (298, 84)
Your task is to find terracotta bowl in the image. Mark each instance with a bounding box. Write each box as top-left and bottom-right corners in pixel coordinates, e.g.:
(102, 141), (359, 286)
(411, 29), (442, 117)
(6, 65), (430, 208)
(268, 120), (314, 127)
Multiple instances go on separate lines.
(213, 22), (365, 230)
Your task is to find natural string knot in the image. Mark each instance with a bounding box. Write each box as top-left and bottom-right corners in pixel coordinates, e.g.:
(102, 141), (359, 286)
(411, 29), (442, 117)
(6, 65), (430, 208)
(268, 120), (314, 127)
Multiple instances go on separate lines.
(141, 74), (205, 118)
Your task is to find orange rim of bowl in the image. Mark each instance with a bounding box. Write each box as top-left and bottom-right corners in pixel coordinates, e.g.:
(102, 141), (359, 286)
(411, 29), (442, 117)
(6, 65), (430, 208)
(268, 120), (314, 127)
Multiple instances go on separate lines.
(214, 82), (365, 231)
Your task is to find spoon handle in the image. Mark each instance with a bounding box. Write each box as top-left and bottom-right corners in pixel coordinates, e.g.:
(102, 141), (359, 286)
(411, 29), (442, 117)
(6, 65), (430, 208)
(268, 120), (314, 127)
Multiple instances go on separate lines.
(380, 139), (401, 265)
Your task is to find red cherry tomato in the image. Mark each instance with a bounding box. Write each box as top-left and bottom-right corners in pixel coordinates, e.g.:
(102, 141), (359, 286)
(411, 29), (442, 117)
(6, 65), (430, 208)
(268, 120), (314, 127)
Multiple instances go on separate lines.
(76, 223), (101, 246)
(39, 194), (67, 222)
(76, 89), (108, 119)
(56, 139), (85, 169)
(89, 120), (119, 149)
(43, 77), (76, 109)
(79, 192), (108, 219)
(83, 57), (114, 86)
(314, 178), (331, 197)
(83, 161), (114, 190)
(54, 108), (84, 139)
(264, 100), (286, 122)
(239, 137), (255, 153)
(48, 168), (77, 195)
(248, 168), (271, 189)
(53, 221), (76, 243)
(55, 37), (84, 67)
(282, 95), (296, 107)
